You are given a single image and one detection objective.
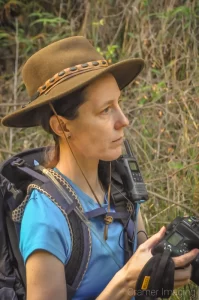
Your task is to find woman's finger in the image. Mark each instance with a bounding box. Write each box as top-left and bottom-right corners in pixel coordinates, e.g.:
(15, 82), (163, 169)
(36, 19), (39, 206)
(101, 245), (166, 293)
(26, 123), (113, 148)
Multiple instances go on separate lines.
(174, 265), (192, 281)
(143, 226), (166, 249)
(174, 279), (190, 289)
(173, 249), (199, 268)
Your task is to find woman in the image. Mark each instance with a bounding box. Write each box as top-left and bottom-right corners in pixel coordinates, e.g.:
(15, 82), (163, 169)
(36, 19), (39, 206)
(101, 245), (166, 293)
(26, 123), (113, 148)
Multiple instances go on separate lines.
(2, 36), (198, 300)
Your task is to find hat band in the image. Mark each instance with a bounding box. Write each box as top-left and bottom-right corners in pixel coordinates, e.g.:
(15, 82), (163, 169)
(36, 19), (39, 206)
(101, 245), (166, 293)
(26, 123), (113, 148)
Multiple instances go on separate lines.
(30, 59), (108, 102)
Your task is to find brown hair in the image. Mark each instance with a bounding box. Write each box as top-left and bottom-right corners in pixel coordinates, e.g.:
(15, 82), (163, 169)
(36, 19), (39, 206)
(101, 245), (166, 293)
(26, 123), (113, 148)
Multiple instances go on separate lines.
(38, 87), (87, 168)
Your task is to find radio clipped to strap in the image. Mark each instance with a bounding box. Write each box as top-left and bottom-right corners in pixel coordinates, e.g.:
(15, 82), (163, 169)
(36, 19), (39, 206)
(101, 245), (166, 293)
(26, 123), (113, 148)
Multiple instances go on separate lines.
(113, 139), (149, 205)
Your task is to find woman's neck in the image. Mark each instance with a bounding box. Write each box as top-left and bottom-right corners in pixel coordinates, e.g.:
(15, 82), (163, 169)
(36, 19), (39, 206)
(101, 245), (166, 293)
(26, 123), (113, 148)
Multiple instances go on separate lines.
(55, 142), (105, 202)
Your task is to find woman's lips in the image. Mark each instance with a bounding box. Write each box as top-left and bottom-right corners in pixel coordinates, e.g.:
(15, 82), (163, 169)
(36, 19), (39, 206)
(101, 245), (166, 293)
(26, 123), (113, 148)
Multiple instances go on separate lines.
(113, 136), (123, 142)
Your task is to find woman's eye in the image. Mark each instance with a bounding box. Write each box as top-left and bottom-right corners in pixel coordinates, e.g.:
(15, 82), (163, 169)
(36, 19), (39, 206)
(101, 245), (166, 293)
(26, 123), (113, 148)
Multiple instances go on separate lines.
(102, 107), (111, 114)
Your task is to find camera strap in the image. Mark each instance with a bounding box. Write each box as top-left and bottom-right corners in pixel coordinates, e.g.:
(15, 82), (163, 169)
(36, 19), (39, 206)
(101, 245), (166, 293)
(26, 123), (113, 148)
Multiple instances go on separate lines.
(135, 250), (175, 299)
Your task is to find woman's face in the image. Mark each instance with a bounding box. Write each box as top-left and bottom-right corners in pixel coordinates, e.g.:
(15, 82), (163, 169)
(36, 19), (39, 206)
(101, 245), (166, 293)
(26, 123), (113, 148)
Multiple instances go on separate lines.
(65, 73), (129, 161)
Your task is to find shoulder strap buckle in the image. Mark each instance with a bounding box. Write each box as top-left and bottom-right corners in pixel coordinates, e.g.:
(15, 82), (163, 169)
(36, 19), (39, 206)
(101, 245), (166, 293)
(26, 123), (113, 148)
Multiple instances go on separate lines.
(7, 182), (23, 202)
(11, 158), (25, 167)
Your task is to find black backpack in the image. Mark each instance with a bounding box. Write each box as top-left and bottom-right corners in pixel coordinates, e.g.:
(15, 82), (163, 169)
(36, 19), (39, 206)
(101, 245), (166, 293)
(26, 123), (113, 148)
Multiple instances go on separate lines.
(0, 147), (137, 300)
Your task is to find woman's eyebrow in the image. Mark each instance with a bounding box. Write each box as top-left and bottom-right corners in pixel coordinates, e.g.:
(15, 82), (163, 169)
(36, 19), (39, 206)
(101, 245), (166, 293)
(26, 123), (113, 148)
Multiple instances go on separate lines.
(102, 99), (115, 106)
(100, 96), (121, 106)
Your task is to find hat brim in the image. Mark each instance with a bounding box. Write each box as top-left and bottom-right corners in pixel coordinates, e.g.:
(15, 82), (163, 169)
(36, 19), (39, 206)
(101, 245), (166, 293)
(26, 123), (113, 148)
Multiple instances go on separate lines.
(2, 58), (144, 128)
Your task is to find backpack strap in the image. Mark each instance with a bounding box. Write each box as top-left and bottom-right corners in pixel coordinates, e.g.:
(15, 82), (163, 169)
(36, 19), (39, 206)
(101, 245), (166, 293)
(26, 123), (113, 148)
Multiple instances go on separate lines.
(27, 178), (91, 293)
(0, 174), (26, 300)
(9, 157), (139, 297)
(74, 172), (137, 263)
(84, 208), (130, 220)
(111, 172), (138, 262)
(10, 163), (91, 300)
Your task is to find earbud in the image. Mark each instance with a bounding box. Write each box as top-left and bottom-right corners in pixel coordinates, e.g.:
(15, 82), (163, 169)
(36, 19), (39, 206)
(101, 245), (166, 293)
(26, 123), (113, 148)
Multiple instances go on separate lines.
(59, 119), (65, 129)
(58, 118), (71, 138)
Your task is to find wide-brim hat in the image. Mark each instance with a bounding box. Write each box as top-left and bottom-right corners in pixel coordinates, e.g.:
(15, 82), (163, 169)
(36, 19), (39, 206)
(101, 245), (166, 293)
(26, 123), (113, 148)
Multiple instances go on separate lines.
(2, 36), (144, 128)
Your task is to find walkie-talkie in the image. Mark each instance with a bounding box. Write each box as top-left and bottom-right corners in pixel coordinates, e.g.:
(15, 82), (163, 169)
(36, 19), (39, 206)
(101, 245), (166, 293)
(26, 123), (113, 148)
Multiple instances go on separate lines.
(115, 139), (149, 203)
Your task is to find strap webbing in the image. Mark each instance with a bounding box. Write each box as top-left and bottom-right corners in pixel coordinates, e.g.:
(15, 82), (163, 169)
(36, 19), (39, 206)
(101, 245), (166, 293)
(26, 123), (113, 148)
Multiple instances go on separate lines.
(11, 160), (48, 183)
(135, 250), (174, 299)
(37, 165), (123, 268)
(84, 207), (130, 220)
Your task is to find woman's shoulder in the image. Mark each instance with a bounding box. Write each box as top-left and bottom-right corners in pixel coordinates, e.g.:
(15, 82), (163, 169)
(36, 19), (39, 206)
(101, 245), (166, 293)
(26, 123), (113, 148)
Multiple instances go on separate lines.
(27, 187), (56, 206)
(21, 189), (64, 233)
(20, 188), (72, 264)
(23, 188), (66, 226)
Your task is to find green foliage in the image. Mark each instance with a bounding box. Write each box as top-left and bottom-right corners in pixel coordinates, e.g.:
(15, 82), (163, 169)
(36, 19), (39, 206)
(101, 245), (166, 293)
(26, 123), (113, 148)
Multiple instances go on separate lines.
(29, 12), (68, 27)
(97, 44), (119, 62)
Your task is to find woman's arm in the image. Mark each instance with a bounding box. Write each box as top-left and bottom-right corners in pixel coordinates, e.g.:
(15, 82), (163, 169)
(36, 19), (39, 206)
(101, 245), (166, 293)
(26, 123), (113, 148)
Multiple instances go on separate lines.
(26, 228), (199, 300)
(26, 250), (132, 300)
(26, 250), (67, 300)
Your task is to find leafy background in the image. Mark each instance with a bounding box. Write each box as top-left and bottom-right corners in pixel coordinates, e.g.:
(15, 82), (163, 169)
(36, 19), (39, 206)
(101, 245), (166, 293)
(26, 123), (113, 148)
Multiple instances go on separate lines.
(0, 0), (199, 299)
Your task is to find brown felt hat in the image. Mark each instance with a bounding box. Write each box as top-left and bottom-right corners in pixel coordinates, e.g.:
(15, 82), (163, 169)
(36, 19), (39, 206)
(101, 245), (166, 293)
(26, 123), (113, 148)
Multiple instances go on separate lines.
(2, 36), (144, 128)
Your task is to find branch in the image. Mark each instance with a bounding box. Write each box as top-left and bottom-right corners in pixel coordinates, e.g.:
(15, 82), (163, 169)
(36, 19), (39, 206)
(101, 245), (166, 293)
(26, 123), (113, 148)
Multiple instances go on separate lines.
(148, 190), (199, 217)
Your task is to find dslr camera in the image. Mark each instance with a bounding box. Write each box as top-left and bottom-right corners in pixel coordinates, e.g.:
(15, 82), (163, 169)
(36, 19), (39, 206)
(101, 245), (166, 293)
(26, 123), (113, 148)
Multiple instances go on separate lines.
(152, 216), (199, 286)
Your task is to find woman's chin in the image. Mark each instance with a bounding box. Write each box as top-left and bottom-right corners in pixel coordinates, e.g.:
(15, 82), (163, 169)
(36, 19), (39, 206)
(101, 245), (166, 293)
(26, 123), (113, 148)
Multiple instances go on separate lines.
(100, 148), (122, 161)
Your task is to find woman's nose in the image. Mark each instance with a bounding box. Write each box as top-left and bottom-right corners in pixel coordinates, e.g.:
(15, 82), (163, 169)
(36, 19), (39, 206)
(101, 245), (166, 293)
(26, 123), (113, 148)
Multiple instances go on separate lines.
(114, 108), (129, 129)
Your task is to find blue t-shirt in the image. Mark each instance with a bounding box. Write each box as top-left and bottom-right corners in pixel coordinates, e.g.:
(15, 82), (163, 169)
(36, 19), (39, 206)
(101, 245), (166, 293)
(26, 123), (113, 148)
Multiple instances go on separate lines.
(20, 170), (138, 299)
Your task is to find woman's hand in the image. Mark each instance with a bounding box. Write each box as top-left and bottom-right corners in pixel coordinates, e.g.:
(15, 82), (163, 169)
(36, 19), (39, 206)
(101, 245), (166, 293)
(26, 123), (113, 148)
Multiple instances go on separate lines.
(121, 226), (199, 295)
(172, 254), (196, 288)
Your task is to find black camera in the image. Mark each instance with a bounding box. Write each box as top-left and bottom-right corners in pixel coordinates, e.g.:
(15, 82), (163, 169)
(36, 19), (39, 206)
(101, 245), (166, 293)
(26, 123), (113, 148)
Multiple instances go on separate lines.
(152, 216), (199, 285)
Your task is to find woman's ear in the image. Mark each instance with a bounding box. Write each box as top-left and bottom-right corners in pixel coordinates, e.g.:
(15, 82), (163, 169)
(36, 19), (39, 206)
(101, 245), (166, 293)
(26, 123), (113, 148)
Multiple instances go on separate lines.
(49, 115), (71, 138)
